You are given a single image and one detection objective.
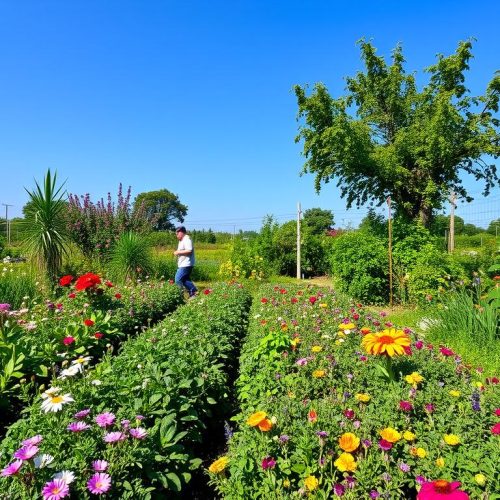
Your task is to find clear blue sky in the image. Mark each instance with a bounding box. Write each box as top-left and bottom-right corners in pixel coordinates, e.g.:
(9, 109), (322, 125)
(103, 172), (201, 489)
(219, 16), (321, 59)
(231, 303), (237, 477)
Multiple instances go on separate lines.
(0, 0), (499, 231)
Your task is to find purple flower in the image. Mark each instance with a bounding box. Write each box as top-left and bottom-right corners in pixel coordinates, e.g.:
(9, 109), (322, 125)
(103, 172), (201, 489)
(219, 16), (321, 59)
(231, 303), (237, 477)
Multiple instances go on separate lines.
(74, 409), (91, 419)
(333, 483), (345, 496)
(95, 412), (115, 428)
(424, 403), (435, 413)
(121, 419), (130, 429)
(129, 427), (147, 440)
(399, 462), (411, 473)
(135, 415), (144, 421)
(399, 401), (413, 412)
(67, 421), (91, 432)
(416, 475), (426, 485)
(279, 435), (290, 443)
(1, 460), (23, 476)
(92, 460), (109, 472)
(22, 435), (43, 446)
(0, 303), (11, 312)
(224, 421), (233, 440)
(14, 445), (39, 461)
(261, 456), (276, 470)
(103, 432), (126, 444)
(370, 491), (381, 498)
(296, 358), (309, 366)
(382, 472), (392, 482)
(87, 472), (112, 495)
(471, 390), (481, 412)
(316, 431), (328, 438)
(346, 476), (356, 489)
(362, 439), (372, 448)
(42, 478), (70, 499)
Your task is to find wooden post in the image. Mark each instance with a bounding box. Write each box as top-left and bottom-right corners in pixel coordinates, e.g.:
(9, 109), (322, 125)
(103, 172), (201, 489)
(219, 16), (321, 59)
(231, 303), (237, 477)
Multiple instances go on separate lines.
(387, 197), (393, 307)
(297, 202), (302, 280)
(448, 191), (456, 253)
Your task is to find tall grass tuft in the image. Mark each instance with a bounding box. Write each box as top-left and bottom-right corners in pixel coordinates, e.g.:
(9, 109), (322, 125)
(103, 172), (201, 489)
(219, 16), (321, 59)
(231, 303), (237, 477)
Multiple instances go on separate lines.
(108, 231), (152, 282)
(0, 263), (41, 309)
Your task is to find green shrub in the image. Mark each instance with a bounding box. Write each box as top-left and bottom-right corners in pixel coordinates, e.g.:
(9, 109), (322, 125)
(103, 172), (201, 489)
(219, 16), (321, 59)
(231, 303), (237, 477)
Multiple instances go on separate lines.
(108, 231), (153, 282)
(0, 262), (42, 309)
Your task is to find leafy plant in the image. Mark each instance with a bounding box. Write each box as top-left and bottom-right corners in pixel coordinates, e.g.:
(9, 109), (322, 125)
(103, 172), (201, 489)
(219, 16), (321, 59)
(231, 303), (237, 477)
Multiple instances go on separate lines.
(108, 231), (153, 282)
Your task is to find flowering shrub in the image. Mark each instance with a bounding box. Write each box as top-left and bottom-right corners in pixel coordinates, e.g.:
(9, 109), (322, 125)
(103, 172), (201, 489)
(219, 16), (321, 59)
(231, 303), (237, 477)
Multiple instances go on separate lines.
(210, 284), (500, 499)
(0, 283), (251, 497)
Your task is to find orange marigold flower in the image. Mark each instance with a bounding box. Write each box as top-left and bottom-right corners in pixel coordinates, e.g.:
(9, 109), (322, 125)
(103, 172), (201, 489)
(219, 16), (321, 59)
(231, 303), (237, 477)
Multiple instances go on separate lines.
(246, 411), (267, 427)
(308, 409), (318, 423)
(208, 456), (229, 473)
(362, 328), (411, 357)
(258, 418), (273, 432)
(360, 326), (371, 335)
(338, 432), (360, 452)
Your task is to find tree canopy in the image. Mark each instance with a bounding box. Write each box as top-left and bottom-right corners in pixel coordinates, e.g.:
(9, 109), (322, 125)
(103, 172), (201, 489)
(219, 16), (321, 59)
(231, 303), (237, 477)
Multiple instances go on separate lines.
(295, 39), (500, 227)
(302, 208), (335, 233)
(133, 189), (188, 231)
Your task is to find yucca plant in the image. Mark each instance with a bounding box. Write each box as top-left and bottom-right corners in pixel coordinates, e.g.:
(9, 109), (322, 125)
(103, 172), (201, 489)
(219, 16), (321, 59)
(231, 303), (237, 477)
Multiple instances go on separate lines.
(109, 231), (152, 282)
(22, 169), (70, 282)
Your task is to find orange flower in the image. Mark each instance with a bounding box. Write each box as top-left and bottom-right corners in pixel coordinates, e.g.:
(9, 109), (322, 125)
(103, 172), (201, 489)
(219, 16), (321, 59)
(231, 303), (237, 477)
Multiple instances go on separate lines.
(308, 409), (318, 423)
(246, 411), (267, 427)
(338, 432), (360, 452)
(360, 326), (371, 335)
(362, 328), (411, 357)
(258, 418), (273, 432)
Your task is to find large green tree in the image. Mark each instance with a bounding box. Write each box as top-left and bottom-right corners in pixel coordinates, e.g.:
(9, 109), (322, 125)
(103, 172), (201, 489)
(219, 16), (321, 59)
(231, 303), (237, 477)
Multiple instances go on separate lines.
(133, 189), (188, 231)
(295, 39), (500, 227)
(302, 208), (334, 233)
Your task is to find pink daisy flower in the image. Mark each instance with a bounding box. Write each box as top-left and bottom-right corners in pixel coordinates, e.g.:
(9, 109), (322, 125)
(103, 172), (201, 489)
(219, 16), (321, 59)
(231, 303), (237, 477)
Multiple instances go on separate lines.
(42, 478), (70, 500)
(129, 427), (147, 439)
(92, 460), (109, 472)
(74, 409), (91, 419)
(14, 444), (39, 461)
(22, 435), (43, 446)
(1, 460), (23, 476)
(87, 472), (112, 495)
(103, 432), (126, 444)
(95, 412), (115, 428)
(67, 421), (91, 432)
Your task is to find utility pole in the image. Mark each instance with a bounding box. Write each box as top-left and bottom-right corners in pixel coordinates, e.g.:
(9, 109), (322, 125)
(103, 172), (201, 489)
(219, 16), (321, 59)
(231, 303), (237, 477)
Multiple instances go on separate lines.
(387, 197), (393, 307)
(2, 204), (13, 244)
(448, 191), (456, 253)
(296, 202), (302, 280)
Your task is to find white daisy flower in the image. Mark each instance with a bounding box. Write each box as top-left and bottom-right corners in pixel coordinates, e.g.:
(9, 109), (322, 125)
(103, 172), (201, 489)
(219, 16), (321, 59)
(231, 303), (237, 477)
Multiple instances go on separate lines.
(58, 365), (80, 379)
(53, 470), (75, 484)
(42, 386), (62, 398)
(34, 454), (54, 469)
(41, 393), (74, 413)
(72, 356), (92, 367)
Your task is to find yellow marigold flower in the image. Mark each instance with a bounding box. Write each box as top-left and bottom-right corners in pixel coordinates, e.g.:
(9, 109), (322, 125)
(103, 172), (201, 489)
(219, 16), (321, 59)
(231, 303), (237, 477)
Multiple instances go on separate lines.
(362, 328), (411, 357)
(444, 434), (460, 445)
(379, 427), (402, 443)
(334, 452), (357, 472)
(355, 393), (371, 403)
(283, 479), (291, 488)
(290, 338), (301, 347)
(311, 345), (323, 353)
(403, 431), (416, 441)
(208, 456), (229, 473)
(319, 303), (327, 308)
(436, 457), (445, 467)
(258, 418), (273, 432)
(338, 433), (360, 452)
(304, 475), (319, 491)
(339, 322), (356, 331)
(416, 447), (427, 458)
(474, 381), (484, 389)
(312, 370), (326, 378)
(405, 372), (424, 386)
(337, 331), (346, 338)
(475, 474), (486, 486)
(246, 411), (266, 427)
(449, 390), (460, 397)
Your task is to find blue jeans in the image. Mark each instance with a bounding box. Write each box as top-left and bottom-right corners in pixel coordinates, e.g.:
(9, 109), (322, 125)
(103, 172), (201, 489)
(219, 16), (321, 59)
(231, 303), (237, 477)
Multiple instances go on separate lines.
(175, 266), (197, 296)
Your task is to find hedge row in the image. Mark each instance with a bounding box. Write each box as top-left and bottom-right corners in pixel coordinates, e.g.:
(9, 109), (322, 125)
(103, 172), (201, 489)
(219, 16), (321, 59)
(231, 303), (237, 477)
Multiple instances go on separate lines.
(210, 284), (500, 499)
(0, 283), (251, 498)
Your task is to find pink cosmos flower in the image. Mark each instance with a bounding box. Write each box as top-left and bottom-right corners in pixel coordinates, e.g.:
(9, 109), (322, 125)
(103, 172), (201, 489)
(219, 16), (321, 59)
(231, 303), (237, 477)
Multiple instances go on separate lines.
(92, 460), (109, 471)
(14, 444), (39, 461)
(439, 346), (454, 357)
(495, 408), (500, 417)
(378, 439), (393, 451)
(491, 423), (500, 435)
(74, 409), (91, 419)
(42, 478), (70, 499)
(417, 480), (469, 499)
(22, 435), (43, 446)
(415, 340), (424, 350)
(87, 473), (112, 495)
(95, 412), (115, 428)
(129, 427), (147, 439)
(103, 432), (126, 444)
(67, 421), (91, 432)
(261, 456), (276, 470)
(63, 336), (75, 346)
(399, 401), (413, 412)
(1, 460), (23, 476)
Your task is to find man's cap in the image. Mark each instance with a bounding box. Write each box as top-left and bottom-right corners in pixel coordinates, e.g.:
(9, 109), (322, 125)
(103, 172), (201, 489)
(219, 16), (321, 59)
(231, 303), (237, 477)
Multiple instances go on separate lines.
(175, 226), (187, 233)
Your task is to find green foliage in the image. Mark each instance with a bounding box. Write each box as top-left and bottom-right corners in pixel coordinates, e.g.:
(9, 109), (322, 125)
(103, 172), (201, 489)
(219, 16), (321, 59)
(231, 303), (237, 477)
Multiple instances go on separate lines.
(0, 262), (41, 309)
(358, 209), (387, 239)
(329, 231), (388, 303)
(133, 189), (188, 231)
(486, 218), (499, 235)
(295, 40), (500, 226)
(302, 208), (334, 233)
(108, 231), (153, 282)
(22, 169), (70, 281)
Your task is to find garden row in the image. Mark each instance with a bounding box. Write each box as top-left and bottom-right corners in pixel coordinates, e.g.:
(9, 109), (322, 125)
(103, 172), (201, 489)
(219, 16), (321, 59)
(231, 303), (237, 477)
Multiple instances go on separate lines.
(0, 282), (251, 498)
(0, 270), (184, 430)
(209, 284), (500, 499)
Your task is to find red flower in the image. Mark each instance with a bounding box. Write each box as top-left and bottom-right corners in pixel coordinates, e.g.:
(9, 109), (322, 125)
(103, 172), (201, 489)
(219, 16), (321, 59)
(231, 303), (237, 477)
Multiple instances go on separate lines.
(491, 423), (500, 435)
(309, 296), (317, 304)
(68, 293), (76, 299)
(417, 480), (469, 499)
(378, 439), (393, 451)
(279, 288), (287, 294)
(353, 313), (360, 320)
(56, 303), (63, 309)
(308, 409), (317, 423)
(203, 289), (212, 295)
(291, 297), (298, 304)
(63, 336), (75, 345)
(495, 408), (500, 417)
(439, 346), (454, 357)
(105, 280), (114, 287)
(399, 401), (413, 412)
(59, 275), (74, 287)
(75, 273), (102, 291)
(84, 319), (94, 327)
(487, 377), (499, 385)
(94, 332), (104, 339)
(114, 293), (122, 299)
(261, 298), (268, 303)
(344, 409), (355, 419)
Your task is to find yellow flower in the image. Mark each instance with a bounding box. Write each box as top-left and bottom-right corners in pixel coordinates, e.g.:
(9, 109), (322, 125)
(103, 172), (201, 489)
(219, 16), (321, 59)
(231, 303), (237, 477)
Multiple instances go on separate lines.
(319, 303), (327, 308)
(312, 370), (326, 378)
(362, 328), (411, 357)
(338, 433), (360, 452)
(339, 322), (356, 331)
(416, 447), (427, 458)
(311, 345), (323, 353)
(355, 393), (371, 403)
(379, 427), (402, 443)
(304, 475), (319, 491)
(474, 381), (484, 390)
(334, 452), (357, 472)
(475, 473), (486, 486)
(290, 337), (301, 347)
(337, 331), (346, 338)
(208, 456), (229, 473)
(403, 431), (416, 441)
(335, 339), (344, 345)
(444, 434), (460, 445)
(449, 390), (460, 397)
(436, 457), (445, 467)
(287, 391), (295, 399)
(405, 372), (424, 387)
(246, 411), (266, 427)
(283, 479), (291, 488)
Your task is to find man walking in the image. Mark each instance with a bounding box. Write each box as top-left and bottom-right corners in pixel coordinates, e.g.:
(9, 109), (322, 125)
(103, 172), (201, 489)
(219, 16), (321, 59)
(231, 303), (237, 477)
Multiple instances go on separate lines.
(174, 226), (197, 297)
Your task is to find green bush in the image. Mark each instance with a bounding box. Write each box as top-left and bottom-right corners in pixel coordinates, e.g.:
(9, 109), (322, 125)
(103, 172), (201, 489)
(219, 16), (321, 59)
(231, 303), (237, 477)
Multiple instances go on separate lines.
(329, 231), (388, 304)
(108, 231), (153, 282)
(0, 262), (42, 309)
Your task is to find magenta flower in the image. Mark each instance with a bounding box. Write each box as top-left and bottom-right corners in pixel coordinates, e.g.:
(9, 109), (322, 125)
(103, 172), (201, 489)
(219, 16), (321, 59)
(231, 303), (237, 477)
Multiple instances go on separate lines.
(74, 409), (91, 419)
(0, 303), (10, 312)
(439, 346), (454, 357)
(95, 412), (115, 428)
(67, 421), (91, 432)
(425, 403), (435, 413)
(415, 340), (424, 350)
(1, 460), (23, 476)
(42, 478), (70, 499)
(417, 480), (469, 499)
(92, 460), (109, 472)
(129, 427), (147, 440)
(296, 358), (309, 366)
(333, 483), (345, 496)
(87, 472), (112, 495)
(103, 432), (126, 444)
(399, 401), (413, 412)
(121, 419), (131, 429)
(261, 456), (276, 470)
(491, 423), (500, 435)
(22, 435), (43, 446)
(378, 439), (393, 451)
(14, 444), (39, 461)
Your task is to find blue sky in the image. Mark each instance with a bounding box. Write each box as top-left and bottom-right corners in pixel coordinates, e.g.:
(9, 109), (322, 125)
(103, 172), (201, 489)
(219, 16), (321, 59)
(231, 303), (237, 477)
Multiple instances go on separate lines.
(0, 0), (499, 231)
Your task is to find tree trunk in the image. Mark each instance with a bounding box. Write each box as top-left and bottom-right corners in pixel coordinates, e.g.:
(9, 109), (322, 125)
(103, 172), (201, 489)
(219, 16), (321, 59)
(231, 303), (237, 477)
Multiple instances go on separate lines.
(418, 205), (432, 228)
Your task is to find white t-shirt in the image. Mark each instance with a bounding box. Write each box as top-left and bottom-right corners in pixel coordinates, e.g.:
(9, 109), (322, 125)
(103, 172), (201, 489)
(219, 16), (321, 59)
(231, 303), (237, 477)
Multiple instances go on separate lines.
(177, 234), (195, 267)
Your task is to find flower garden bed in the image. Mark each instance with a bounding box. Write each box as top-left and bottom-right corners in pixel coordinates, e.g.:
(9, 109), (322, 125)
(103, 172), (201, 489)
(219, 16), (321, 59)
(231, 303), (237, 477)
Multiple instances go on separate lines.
(209, 284), (500, 499)
(0, 283), (251, 498)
